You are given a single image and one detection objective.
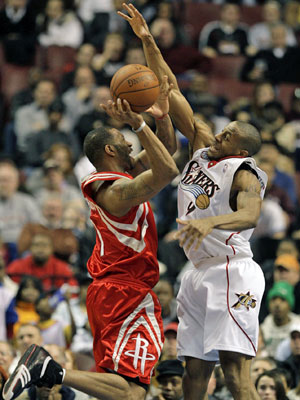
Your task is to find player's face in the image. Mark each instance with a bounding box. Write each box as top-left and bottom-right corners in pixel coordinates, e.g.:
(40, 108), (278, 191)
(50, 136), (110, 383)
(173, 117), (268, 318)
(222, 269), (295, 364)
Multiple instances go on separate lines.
(207, 122), (244, 160)
(111, 129), (134, 171)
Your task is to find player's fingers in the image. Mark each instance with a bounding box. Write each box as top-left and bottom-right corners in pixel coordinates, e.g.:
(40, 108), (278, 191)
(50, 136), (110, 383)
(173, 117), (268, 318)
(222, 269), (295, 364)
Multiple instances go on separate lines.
(117, 11), (130, 21)
(176, 218), (188, 225)
(122, 99), (132, 112)
(116, 98), (125, 113)
(185, 231), (198, 252)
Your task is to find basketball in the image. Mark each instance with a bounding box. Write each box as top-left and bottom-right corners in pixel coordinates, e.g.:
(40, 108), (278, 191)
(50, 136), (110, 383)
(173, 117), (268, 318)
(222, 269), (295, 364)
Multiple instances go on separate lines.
(110, 64), (160, 113)
(196, 193), (210, 210)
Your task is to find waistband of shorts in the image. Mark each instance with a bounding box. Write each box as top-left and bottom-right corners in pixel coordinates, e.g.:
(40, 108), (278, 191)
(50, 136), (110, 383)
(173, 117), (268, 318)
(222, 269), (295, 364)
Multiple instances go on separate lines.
(93, 275), (152, 290)
(193, 253), (252, 269)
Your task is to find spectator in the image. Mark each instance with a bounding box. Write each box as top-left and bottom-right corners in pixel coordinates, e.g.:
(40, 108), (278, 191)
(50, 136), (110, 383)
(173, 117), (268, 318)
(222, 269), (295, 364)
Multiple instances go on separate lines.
(240, 23), (300, 84)
(35, 295), (71, 347)
(260, 281), (300, 358)
(199, 3), (249, 57)
(0, 256), (18, 340)
(255, 369), (288, 399)
(153, 360), (184, 400)
(153, 278), (177, 327)
(0, 252), (18, 296)
(14, 79), (57, 154)
(13, 275), (44, 334)
(77, 0), (113, 25)
(150, 17), (210, 75)
(278, 326), (300, 389)
(0, 341), (14, 376)
(250, 356), (277, 385)
(10, 67), (43, 119)
(248, 1), (296, 51)
(92, 32), (125, 86)
(6, 232), (78, 292)
(74, 86), (111, 148)
(37, 0), (83, 48)
(0, 0), (37, 65)
(60, 43), (97, 94)
(0, 160), (42, 246)
(25, 99), (80, 167)
(32, 159), (83, 207)
(62, 66), (96, 130)
(160, 322), (178, 362)
(124, 44), (146, 66)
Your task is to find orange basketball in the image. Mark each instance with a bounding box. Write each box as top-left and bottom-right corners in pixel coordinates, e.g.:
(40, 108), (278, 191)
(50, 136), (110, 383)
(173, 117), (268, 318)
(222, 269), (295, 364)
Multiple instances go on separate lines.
(110, 64), (160, 113)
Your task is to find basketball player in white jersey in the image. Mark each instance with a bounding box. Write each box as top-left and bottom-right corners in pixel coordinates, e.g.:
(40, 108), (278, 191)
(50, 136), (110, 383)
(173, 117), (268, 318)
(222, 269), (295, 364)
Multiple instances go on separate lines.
(119, 4), (268, 400)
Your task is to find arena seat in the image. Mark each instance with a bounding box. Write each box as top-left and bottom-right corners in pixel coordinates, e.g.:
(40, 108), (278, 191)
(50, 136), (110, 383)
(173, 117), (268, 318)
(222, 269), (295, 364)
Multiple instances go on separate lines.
(1, 63), (30, 103)
(41, 45), (77, 84)
(181, 3), (263, 44)
(208, 77), (254, 103)
(209, 55), (246, 80)
(278, 83), (300, 112)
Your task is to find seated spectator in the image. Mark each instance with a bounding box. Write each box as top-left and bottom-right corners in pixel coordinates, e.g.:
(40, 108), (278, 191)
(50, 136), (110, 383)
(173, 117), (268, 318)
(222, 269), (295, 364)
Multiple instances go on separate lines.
(74, 86), (111, 148)
(13, 275), (44, 334)
(14, 79), (57, 154)
(248, 1), (296, 51)
(10, 323), (44, 373)
(0, 341), (15, 376)
(62, 66), (96, 130)
(256, 143), (297, 206)
(0, 252), (18, 296)
(77, 0), (113, 25)
(25, 99), (80, 166)
(10, 67), (43, 119)
(92, 32), (125, 86)
(0, 0), (37, 65)
(150, 17), (210, 75)
(60, 43), (96, 94)
(32, 159), (83, 207)
(160, 322), (178, 362)
(153, 360), (184, 400)
(0, 160), (42, 246)
(258, 159), (295, 226)
(240, 23), (300, 84)
(35, 294), (72, 347)
(0, 255), (18, 340)
(255, 369), (288, 399)
(124, 44), (146, 66)
(199, 3), (249, 57)
(250, 356), (277, 384)
(6, 232), (78, 292)
(260, 281), (300, 358)
(37, 0), (83, 48)
(153, 279), (177, 327)
(53, 274), (93, 354)
(248, 81), (277, 127)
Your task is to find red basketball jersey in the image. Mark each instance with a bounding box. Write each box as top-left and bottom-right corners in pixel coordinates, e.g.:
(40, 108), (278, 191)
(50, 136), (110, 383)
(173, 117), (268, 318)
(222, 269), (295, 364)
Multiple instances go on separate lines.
(81, 171), (159, 288)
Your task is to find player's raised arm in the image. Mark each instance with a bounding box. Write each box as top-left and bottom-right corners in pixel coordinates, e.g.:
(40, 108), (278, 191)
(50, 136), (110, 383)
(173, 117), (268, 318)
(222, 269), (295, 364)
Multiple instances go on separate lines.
(98, 99), (178, 216)
(118, 3), (214, 151)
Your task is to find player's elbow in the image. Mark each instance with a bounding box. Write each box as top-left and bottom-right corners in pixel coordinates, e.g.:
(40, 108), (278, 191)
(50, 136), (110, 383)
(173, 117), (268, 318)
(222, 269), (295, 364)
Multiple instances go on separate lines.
(159, 164), (179, 183)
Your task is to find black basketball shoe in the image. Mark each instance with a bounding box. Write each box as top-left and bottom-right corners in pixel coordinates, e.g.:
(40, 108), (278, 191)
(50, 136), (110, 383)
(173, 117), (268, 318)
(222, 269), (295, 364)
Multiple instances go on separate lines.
(2, 344), (65, 400)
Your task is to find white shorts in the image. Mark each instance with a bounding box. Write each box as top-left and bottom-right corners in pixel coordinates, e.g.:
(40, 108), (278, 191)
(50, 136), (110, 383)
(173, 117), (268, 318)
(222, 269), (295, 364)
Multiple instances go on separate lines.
(176, 255), (265, 362)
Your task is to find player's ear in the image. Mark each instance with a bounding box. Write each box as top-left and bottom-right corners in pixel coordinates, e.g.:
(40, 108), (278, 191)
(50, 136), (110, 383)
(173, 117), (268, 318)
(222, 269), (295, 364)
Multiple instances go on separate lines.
(104, 144), (116, 156)
(240, 149), (249, 157)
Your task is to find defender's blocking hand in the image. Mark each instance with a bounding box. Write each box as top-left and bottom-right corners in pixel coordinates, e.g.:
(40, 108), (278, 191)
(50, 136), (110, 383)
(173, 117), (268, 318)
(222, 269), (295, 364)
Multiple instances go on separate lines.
(118, 3), (151, 39)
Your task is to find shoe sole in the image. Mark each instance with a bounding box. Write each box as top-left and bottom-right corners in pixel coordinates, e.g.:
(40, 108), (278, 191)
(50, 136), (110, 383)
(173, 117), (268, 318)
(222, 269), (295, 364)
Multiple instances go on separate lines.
(3, 344), (52, 400)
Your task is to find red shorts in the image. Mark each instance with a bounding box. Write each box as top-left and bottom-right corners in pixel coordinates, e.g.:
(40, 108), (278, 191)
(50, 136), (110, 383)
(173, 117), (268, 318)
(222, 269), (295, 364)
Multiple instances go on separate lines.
(86, 278), (164, 384)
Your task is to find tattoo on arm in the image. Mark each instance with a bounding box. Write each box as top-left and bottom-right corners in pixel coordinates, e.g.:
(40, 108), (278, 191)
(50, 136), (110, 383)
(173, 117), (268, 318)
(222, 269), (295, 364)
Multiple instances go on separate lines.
(119, 178), (154, 200)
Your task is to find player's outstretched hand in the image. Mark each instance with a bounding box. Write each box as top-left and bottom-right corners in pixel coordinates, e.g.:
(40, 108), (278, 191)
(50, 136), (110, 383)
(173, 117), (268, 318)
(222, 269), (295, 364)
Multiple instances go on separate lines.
(118, 3), (150, 39)
(100, 98), (143, 128)
(145, 75), (173, 119)
(174, 218), (214, 252)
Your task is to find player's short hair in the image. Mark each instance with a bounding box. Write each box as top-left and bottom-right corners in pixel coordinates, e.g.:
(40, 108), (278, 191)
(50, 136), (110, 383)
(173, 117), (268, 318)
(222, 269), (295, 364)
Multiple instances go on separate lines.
(84, 127), (114, 167)
(235, 121), (262, 156)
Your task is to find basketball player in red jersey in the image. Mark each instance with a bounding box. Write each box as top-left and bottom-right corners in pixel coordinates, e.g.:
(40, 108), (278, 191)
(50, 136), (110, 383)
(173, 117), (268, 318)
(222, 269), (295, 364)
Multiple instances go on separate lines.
(119, 4), (267, 400)
(3, 79), (178, 400)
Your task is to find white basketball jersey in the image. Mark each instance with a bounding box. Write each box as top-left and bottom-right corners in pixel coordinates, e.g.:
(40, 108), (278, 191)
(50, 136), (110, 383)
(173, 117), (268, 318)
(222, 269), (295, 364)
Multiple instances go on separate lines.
(177, 148), (267, 265)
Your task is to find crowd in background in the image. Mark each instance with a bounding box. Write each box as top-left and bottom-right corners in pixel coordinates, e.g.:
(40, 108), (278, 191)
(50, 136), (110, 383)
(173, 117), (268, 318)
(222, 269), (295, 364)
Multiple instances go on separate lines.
(0, 0), (300, 399)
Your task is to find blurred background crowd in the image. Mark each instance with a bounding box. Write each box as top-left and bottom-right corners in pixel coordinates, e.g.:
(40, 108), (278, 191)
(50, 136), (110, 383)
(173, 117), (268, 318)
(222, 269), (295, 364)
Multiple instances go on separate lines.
(0, 0), (299, 399)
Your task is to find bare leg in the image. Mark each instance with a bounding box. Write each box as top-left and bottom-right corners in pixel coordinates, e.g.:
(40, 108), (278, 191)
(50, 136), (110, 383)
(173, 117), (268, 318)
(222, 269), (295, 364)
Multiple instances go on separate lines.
(63, 370), (146, 400)
(183, 356), (216, 400)
(219, 351), (260, 400)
